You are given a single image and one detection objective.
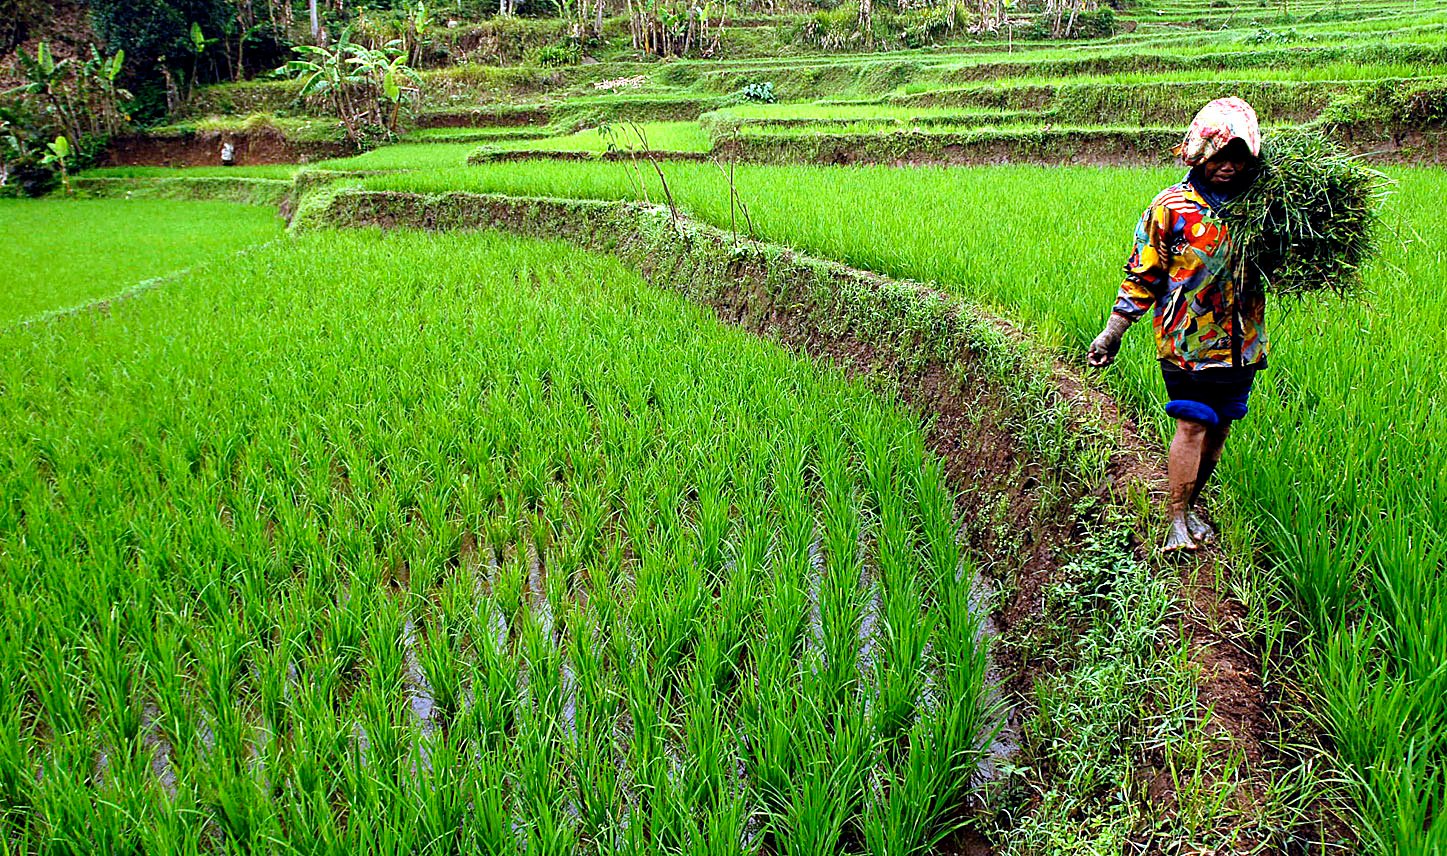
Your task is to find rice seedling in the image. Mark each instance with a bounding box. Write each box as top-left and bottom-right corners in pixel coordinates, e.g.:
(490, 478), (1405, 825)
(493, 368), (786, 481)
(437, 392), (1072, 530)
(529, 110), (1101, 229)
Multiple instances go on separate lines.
(1221, 127), (1393, 298)
(0, 198), (281, 325)
(0, 225), (995, 850)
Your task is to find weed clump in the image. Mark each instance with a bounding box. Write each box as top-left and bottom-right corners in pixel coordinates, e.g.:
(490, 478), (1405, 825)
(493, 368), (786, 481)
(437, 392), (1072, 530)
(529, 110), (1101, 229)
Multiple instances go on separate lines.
(1223, 128), (1391, 299)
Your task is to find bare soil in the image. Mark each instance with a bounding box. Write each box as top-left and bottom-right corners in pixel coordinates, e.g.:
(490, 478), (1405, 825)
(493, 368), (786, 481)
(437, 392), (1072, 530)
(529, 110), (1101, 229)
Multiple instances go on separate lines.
(103, 130), (350, 168)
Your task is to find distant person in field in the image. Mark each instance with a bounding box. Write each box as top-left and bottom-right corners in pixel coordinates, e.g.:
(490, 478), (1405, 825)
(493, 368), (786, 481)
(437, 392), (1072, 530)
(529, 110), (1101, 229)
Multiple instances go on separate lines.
(1087, 97), (1267, 553)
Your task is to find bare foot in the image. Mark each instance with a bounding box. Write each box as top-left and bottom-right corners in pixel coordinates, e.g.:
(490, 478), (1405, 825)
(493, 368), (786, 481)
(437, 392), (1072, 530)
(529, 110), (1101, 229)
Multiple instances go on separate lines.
(1186, 511), (1216, 545)
(1164, 517), (1199, 553)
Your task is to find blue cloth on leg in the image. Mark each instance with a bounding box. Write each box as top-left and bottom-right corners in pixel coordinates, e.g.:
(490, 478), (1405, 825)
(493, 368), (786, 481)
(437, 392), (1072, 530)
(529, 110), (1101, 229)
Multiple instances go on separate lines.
(1165, 399), (1220, 427)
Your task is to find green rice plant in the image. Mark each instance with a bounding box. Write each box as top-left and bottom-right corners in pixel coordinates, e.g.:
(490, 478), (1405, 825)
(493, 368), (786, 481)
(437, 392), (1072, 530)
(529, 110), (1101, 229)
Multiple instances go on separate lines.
(412, 731), (473, 851)
(1222, 128), (1393, 297)
(414, 611), (465, 723)
(0, 198), (280, 326)
(0, 224), (996, 849)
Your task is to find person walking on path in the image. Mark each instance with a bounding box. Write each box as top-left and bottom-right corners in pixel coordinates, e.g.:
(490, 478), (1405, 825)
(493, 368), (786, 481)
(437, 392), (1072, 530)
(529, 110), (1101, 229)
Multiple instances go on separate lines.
(1087, 97), (1268, 553)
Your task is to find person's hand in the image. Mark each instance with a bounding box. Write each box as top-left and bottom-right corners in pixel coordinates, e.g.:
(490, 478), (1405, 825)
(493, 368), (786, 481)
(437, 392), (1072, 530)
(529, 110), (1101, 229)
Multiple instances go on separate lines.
(1088, 330), (1120, 367)
(1087, 315), (1131, 368)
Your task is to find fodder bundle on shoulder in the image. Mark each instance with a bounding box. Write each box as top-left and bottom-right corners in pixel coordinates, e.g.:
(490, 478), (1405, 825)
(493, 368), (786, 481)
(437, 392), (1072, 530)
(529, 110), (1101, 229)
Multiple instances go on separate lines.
(1222, 129), (1391, 299)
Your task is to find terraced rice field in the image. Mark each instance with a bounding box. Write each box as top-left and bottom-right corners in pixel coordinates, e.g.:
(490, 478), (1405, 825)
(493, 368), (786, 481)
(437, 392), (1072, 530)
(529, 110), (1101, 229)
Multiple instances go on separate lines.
(344, 159), (1447, 852)
(1, 227), (994, 852)
(19, 0), (1447, 849)
(0, 198), (282, 326)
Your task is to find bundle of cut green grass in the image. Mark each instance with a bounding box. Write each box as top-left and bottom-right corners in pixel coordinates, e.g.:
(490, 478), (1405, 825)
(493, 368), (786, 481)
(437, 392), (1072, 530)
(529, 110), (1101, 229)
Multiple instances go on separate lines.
(1223, 129), (1391, 299)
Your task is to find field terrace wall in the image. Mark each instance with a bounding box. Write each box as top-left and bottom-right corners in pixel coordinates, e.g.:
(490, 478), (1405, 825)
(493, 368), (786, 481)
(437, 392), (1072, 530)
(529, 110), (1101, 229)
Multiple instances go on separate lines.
(293, 186), (1289, 844)
(889, 79), (1360, 124)
(549, 96), (731, 130)
(677, 44), (1447, 101)
(929, 42), (1447, 82)
(682, 60), (932, 100)
(103, 128), (350, 168)
(415, 105), (553, 128)
(467, 122), (1445, 166)
(711, 127), (1183, 165)
(70, 176), (292, 206)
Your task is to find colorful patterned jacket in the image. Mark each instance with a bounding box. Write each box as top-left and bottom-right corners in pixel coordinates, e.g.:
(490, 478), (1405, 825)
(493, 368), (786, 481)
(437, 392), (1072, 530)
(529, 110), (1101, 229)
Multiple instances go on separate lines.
(1114, 176), (1268, 371)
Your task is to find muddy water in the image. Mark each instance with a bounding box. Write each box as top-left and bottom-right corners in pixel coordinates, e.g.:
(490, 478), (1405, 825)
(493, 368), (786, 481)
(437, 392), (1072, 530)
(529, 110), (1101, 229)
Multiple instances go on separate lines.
(141, 703), (178, 796)
(802, 529), (1020, 779)
(970, 571), (1021, 782)
(87, 516), (1017, 834)
(400, 618), (438, 736)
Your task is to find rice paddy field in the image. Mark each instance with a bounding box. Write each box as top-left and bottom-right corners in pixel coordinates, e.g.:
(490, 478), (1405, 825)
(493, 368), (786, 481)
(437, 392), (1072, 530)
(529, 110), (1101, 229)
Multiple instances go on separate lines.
(352, 159), (1447, 850)
(9, 0), (1447, 849)
(2, 225), (996, 852)
(0, 199), (282, 326)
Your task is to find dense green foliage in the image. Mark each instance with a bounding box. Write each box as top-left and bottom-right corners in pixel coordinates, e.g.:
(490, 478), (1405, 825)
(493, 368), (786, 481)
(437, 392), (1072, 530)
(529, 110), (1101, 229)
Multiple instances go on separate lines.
(0, 197), (280, 325)
(0, 227), (992, 851)
(1, 41), (131, 193)
(88, 0), (231, 69)
(0, 0), (51, 53)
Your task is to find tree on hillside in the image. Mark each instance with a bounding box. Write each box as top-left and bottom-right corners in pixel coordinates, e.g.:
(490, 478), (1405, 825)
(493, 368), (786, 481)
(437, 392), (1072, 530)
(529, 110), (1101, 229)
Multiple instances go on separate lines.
(88, 0), (231, 67)
(0, 0), (54, 53)
(85, 0), (295, 106)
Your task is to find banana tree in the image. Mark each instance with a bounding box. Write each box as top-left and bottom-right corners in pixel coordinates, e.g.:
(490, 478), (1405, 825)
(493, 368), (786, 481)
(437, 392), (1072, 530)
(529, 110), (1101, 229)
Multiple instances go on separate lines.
(279, 31), (421, 145)
(11, 43), (80, 144)
(282, 31), (367, 141)
(406, 3), (433, 66)
(186, 22), (218, 103)
(40, 135), (71, 195)
(371, 47), (423, 133)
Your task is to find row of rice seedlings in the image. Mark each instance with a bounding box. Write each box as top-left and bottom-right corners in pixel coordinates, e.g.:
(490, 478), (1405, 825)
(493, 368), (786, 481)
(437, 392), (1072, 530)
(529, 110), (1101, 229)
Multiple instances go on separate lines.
(0, 227), (996, 850)
(79, 164), (302, 180)
(311, 140), (485, 171)
(361, 159), (1447, 850)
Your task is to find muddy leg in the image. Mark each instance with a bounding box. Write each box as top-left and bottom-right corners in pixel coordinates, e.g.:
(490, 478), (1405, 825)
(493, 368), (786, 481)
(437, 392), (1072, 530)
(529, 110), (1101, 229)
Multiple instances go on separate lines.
(1186, 421), (1231, 544)
(1166, 418), (1209, 552)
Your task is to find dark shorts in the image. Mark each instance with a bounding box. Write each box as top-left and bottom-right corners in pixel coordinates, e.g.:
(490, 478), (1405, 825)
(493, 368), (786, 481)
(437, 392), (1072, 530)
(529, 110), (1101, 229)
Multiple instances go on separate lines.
(1161, 361), (1260, 428)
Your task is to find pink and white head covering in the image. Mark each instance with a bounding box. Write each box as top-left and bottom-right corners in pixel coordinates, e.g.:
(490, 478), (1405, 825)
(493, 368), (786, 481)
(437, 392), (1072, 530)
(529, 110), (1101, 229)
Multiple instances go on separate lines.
(1177, 97), (1261, 166)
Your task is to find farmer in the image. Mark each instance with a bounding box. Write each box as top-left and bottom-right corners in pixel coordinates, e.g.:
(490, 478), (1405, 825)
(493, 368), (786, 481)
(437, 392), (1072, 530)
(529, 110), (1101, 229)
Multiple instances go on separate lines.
(1087, 97), (1267, 553)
